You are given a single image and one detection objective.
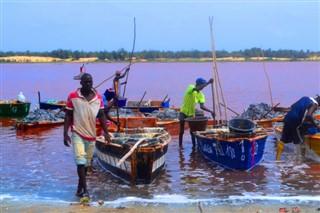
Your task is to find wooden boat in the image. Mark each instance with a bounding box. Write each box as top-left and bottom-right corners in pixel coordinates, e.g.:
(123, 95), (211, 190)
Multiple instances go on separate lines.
(123, 99), (170, 114)
(255, 117), (284, 131)
(15, 120), (64, 131)
(274, 124), (320, 162)
(95, 127), (171, 184)
(189, 118), (268, 171)
(0, 101), (31, 118)
(38, 92), (66, 110)
(193, 127), (268, 171)
(39, 100), (66, 110)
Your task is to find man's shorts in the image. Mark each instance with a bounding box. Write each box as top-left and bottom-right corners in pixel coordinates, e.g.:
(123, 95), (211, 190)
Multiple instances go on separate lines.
(179, 112), (189, 121)
(71, 132), (95, 166)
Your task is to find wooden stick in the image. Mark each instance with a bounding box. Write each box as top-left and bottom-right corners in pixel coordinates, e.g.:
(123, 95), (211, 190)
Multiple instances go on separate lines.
(94, 63), (134, 89)
(116, 137), (146, 166)
(260, 103), (280, 119)
(123, 18), (137, 97)
(260, 48), (274, 107)
(96, 136), (123, 148)
(38, 91), (41, 109)
(137, 91), (147, 108)
(219, 103), (239, 116)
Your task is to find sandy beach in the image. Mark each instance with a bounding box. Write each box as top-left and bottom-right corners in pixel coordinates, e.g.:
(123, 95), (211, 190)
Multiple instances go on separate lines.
(1, 201), (319, 213)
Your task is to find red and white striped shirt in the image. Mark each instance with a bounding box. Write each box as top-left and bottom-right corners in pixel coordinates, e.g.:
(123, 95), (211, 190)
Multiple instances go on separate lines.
(66, 88), (104, 141)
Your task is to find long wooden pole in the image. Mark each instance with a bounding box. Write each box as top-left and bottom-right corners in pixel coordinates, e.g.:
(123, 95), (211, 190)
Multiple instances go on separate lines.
(94, 63), (134, 90)
(260, 48), (274, 107)
(123, 18), (136, 97)
(209, 17), (228, 122)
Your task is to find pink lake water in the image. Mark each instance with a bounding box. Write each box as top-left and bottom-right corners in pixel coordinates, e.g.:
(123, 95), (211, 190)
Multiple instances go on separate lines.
(1, 62), (320, 210)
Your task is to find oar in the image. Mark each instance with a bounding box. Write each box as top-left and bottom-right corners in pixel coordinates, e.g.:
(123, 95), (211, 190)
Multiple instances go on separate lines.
(219, 103), (239, 116)
(137, 91), (147, 108)
(260, 103), (280, 119)
(116, 137), (146, 167)
(211, 83), (216, 128)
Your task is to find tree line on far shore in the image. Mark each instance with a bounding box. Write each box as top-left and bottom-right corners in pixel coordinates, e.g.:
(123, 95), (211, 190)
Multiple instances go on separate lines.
(0, 48), (319, 61)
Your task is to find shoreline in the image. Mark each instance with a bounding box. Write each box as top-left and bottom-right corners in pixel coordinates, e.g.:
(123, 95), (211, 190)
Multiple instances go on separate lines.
(2, 199), (319, 213)
(1, 201), (318, 213)
(0, 56), (319, 63)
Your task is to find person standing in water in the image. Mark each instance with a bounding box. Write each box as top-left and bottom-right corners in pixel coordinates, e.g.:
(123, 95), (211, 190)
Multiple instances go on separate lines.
(276, 96), (320, 160)
(63, 73), (110, 198)
(179, 77), (215, 147)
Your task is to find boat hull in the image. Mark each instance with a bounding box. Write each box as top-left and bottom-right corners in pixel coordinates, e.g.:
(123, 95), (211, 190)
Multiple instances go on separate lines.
(95, 128), (171, 184)
(0, 102), (31, 118)
(305, 134), (320, 162)
(39, 102), (66, 110)
(275, 125), (320, 162)
(195, 132), (268, 171)
(96, 142), (168, 184)
(15, 120), (64, 131)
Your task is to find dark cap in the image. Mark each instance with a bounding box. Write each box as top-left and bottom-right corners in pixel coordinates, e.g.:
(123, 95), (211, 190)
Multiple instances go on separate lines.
(196, 78), (207, 86)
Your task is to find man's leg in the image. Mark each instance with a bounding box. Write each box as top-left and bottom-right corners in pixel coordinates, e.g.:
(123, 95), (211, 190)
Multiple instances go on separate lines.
(77, 164), (87, 196)
(179, 120), (185, 146)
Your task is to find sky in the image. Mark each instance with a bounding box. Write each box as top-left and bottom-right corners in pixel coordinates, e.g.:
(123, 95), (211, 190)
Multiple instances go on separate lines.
(0, 0), (319, 52)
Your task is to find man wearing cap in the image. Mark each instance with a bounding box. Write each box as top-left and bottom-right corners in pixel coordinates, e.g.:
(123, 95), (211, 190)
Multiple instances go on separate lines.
(179, 77), (214, 146)
(276, 96), (320, 160)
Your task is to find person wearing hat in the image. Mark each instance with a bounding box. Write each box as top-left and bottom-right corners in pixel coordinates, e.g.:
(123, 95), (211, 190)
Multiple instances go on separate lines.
(276, 96), (320, 160)
(113, 68), (129, 97)
(179, 77), (215, 146)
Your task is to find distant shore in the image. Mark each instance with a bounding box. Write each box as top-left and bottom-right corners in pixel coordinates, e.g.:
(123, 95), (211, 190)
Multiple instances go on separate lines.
(0, 56), (319, 63)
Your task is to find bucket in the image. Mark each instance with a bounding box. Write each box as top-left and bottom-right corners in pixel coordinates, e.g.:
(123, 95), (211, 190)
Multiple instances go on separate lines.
(161, 98), (170, 108)
(228, 118), (256, 135)
(118, 97), (127, 107)
(186, 116), (208, 132)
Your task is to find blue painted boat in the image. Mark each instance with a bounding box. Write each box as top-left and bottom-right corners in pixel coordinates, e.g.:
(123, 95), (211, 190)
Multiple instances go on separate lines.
(38, 92), (66, 110)
(39, 101), (66, 110)
(193, 127), (268, 171)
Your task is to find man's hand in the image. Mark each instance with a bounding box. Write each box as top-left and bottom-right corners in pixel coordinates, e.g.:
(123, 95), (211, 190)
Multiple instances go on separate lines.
(104, 134), (111, 144)
(211, 111), (216, 118)
(208, 78), (214, 84)
(63, 134), (71, 147)
(114, 121), (121, 128)
(126, 67), (130, 72)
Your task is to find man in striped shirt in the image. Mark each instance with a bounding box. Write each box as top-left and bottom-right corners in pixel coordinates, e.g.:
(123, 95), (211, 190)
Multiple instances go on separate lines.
(63, 73), (109, 198)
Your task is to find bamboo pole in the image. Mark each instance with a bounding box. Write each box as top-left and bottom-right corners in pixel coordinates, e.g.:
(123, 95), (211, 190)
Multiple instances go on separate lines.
(209, 17), (228, 122)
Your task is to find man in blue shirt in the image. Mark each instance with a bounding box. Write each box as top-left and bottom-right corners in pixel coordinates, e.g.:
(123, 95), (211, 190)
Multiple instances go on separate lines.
(276, 96), (320, 160)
